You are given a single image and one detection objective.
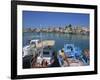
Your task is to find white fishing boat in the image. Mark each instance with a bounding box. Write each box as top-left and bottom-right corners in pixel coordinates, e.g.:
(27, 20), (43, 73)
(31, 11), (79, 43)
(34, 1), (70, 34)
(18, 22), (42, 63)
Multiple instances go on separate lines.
(36, 46), (54, 66)
(23, 39), (55, 57)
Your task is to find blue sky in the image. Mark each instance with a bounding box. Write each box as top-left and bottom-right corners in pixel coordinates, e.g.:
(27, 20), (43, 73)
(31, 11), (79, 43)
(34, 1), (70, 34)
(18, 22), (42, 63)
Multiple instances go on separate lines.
(23, 11), (89, 28)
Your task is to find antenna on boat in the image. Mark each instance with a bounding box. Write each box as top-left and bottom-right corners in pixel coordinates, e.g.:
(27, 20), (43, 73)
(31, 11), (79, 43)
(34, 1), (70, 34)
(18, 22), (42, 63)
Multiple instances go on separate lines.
(40, 24), (43, 58)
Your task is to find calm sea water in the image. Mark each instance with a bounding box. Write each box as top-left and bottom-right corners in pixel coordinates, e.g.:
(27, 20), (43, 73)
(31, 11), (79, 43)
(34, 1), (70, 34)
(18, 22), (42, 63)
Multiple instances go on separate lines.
(23, 32), (89, 51)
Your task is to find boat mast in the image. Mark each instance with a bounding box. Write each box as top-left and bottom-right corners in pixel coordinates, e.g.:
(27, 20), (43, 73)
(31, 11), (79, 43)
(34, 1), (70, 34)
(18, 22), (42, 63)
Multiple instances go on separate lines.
(40, 25), (43, 58)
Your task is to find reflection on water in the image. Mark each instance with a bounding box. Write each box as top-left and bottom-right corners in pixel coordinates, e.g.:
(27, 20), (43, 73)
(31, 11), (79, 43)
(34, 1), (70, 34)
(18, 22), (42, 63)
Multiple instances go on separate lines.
(23, 32), (89, 51)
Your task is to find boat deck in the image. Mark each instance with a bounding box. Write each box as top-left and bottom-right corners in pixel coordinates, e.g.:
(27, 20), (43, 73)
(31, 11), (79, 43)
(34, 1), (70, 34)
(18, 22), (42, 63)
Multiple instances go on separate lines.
(36, 40), (55, 48)
(63, 58), (84, 67)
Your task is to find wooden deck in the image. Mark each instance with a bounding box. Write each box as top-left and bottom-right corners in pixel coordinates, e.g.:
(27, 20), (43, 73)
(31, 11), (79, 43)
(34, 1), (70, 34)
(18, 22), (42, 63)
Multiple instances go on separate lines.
(63, 58), (84, 67)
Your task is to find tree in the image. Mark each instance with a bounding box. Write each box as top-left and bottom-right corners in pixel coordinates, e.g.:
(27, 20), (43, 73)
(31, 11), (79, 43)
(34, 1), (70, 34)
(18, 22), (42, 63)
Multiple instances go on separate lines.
(69, 24), (72, 28)
(65, 24), (72, 29)
(68, 24), (72, 31)
(65, 25), (68, 29)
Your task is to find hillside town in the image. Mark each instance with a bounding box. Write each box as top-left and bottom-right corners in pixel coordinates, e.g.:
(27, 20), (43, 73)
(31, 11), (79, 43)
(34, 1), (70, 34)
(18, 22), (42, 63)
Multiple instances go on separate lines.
(23, 24), (89, 35)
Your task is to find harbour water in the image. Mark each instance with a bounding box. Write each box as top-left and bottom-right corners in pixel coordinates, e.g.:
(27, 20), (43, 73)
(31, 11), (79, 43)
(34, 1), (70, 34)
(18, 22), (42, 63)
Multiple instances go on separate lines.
(23, 32), (89, 51)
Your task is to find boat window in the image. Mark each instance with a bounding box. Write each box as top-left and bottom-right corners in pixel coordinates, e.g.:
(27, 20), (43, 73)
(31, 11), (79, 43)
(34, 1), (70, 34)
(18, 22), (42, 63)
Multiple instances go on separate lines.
(37, 40), (41, 44)
(43, 51), (50, 57)
(30, 42), (35, 45)
(67, 46), (73, 51)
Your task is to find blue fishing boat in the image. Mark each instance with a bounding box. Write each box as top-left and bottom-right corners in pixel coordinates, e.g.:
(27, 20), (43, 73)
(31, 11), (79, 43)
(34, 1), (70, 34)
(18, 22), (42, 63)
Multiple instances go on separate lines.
(63, 44), (82, 59)
(57, 44), (89, 67)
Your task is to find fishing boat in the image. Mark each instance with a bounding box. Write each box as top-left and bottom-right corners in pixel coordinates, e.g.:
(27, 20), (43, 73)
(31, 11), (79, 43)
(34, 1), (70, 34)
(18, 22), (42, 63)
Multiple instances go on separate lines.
(23, 39), (55, 68)
(36, 46), (54, 66)
(57, 44), (89, 67)
(30, 42), (56, 68)
(63, 44), (82, 59)
(23, 39), (55, 57)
